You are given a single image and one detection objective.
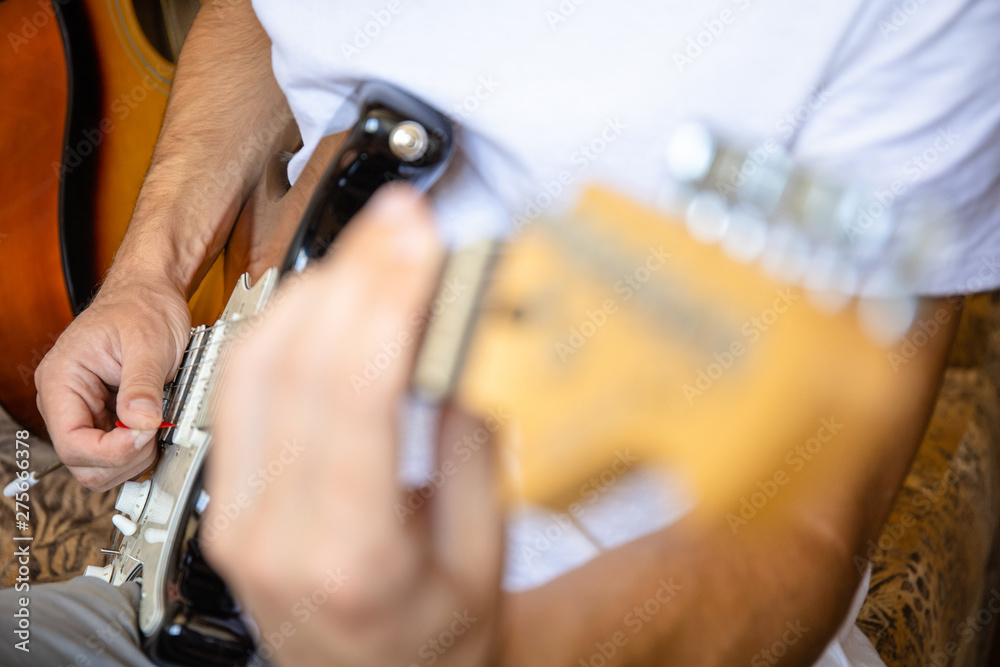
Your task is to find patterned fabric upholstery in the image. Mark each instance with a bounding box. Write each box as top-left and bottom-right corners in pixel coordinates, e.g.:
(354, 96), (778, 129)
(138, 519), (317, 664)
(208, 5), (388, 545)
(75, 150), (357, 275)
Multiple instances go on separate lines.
(859, 292), (1000, 665)
(0, 426), (116, 585)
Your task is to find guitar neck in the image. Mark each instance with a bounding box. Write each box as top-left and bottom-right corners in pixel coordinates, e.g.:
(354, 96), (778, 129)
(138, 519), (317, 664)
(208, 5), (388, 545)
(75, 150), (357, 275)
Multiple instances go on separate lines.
(415, 186), (917, 514)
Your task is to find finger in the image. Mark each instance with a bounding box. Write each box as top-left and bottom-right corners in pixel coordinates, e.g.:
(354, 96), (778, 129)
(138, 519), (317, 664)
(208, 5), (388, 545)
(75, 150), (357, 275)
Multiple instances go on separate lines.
(37, 372), (153, 472)
(115, 332), (176, 431)
(68, 443), (158, 492)
(270, 184), (444, 513)
(432, 405), (503, 594)
(315, 183), (445, 401)
(310, 184), (446, 521)
(205, 186), (444, 603)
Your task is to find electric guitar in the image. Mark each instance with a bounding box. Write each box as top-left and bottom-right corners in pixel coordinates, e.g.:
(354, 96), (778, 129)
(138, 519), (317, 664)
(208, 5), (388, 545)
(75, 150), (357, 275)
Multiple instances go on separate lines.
(83, 81), (456, 666)
(82, 83), (932, 665)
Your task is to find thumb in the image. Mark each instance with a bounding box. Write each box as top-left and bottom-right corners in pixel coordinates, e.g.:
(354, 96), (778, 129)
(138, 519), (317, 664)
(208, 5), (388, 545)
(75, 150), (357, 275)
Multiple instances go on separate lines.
(116, 339), (174, 431)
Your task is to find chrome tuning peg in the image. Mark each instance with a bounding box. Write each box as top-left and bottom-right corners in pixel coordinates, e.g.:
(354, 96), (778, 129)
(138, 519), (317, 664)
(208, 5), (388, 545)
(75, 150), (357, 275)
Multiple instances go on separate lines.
(663, 121), (948, 342)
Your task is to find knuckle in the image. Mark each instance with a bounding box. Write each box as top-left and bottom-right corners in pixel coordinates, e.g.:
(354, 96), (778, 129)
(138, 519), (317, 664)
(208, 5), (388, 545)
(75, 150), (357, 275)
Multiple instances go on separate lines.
(105, 447), (138, 470)
(71, 467), (107, 492)
(33, 353), (58, 389)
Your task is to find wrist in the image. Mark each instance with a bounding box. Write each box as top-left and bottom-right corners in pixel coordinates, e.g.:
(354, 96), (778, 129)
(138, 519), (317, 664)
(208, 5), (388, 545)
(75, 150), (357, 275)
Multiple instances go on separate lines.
(106, 192), (226, 299)
(102, 230), (199, 300)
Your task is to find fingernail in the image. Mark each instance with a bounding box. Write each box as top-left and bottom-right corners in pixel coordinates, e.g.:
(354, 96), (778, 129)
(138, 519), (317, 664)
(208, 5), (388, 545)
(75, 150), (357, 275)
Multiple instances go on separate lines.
(134, 430), (156, 450)
(128, 398), (161, 421)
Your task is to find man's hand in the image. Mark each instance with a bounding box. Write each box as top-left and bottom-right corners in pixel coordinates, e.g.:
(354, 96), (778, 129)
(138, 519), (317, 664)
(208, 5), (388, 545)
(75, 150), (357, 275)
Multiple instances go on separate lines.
(33, 0), (289, 492)
(34, 273), (190, 491)
(203, 187), (503, 667)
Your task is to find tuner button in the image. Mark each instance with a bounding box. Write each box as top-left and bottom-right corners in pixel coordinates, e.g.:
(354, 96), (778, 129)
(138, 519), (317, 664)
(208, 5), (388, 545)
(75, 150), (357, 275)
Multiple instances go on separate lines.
(144, 528), (169, 544)
(721, 210), (768, 263)
(115, 480), (151, 522)
(685, 191), (730, 243)
(84, 563), (114, 583)
(666, 122), (716, 184)
(760, 224), (810, 284)
(111, 514), (138, 537)
(858, 294), (918, 347)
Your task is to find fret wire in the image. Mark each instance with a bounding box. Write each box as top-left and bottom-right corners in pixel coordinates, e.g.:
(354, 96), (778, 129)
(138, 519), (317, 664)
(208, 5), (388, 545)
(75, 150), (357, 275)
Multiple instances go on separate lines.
(166, 318), (250, 425)
(174, 326), (233, 369)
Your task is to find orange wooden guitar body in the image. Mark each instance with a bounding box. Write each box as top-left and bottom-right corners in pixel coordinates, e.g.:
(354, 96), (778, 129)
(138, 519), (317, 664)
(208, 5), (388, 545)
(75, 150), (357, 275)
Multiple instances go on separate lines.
(0, 0), (78, 435)
(0, 0), (222, 434)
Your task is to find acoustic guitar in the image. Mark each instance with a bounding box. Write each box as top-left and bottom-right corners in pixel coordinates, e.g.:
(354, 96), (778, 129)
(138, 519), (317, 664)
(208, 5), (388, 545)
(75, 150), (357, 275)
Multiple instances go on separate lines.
(64, 81), (932, 665)
(0, 0), (217, 436)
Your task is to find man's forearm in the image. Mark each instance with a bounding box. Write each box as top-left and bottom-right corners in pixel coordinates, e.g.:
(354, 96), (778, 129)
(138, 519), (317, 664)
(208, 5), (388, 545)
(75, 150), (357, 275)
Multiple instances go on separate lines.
(109, 0), (292, 297)
(503, 512), (857, 666)
(503, 297), (960, 666)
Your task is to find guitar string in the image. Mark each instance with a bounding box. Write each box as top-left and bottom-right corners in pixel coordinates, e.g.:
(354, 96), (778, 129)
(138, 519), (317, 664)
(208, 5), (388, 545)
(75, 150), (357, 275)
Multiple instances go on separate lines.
(162, 324), (231, 419)
(195, 319), (245, 423)
(165, 319), (254, 424)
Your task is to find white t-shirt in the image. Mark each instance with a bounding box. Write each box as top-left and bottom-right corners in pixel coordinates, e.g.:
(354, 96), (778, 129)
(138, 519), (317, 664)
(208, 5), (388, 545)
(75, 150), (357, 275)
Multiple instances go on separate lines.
(251, 0), (1000, 664)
